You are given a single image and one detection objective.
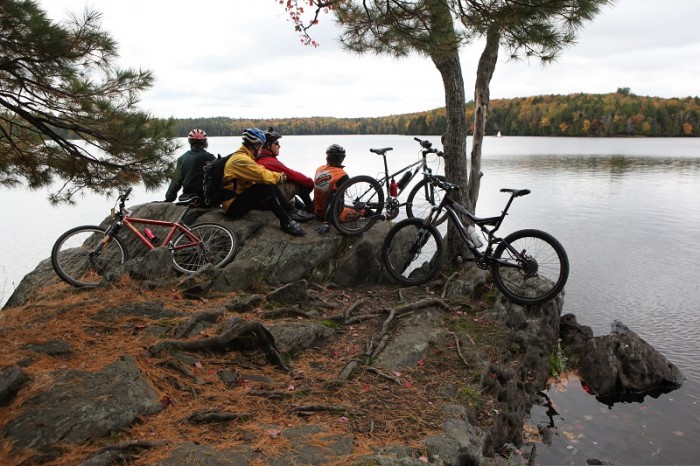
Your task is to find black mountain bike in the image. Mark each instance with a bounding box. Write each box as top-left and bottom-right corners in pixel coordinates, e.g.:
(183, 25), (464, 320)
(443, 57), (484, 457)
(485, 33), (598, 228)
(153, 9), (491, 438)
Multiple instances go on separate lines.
(329, 137), (448, 236)
(381, 178), (569, 306)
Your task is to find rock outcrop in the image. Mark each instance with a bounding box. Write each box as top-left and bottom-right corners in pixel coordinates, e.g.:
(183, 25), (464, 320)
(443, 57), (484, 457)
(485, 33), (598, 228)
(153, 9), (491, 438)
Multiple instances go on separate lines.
(5, 203), (391, 308)
(0, 202), (679, 465)
(560, 314), (684, 404)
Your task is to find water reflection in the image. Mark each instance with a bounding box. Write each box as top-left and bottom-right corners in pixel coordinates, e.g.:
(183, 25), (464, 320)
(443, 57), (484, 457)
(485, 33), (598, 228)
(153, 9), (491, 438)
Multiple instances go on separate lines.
(530, 374), (700, 465)
(483, 153), (700, 178)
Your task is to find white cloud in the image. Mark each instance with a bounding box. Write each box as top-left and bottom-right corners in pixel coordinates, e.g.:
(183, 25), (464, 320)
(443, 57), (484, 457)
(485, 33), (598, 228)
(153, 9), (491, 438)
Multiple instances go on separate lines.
(37, 0), (700, 118)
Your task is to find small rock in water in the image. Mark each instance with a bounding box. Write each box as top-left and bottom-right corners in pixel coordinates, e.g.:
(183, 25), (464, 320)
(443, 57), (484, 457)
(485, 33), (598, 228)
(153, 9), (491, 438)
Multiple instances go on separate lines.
(610, 319), (630, 334)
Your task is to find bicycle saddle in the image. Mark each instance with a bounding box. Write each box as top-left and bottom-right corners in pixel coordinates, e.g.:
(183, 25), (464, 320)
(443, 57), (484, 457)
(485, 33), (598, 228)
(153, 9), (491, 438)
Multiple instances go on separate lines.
(370, 147), (393, 155)
(176, 193), (203, 206)
(500, 188), (531, 197)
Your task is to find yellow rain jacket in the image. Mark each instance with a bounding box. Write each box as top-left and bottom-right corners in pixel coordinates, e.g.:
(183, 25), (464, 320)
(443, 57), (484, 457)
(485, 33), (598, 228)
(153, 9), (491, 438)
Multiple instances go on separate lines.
(221, 145), (284, 211)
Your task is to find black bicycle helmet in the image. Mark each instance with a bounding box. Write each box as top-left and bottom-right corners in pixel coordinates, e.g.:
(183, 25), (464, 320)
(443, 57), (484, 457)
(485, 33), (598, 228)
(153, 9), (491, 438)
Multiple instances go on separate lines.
(263, 127), (282, 149)
(326, 144), (346, 165)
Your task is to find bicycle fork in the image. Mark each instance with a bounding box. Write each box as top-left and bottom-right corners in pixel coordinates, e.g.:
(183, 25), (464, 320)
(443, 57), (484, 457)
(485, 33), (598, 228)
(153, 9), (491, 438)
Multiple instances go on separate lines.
(410, 226), (432, 254)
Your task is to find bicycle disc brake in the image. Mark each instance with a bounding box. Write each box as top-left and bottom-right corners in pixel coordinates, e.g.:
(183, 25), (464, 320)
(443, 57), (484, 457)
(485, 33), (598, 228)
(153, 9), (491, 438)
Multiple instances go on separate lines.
(521, 254), (539, 278)
(385, 198), (400, 220)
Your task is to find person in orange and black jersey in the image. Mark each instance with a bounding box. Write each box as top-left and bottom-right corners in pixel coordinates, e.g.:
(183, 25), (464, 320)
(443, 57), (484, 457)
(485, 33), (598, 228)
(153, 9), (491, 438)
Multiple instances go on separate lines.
(313, 144), (350, 234)
(221, 128), (306, 236)
(256, 128), (314, 223)
(164, 129), (216, 203)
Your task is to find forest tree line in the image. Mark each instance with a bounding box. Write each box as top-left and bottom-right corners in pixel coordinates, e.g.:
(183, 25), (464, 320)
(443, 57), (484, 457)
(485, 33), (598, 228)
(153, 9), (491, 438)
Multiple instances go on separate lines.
(171, 90), (699, 138)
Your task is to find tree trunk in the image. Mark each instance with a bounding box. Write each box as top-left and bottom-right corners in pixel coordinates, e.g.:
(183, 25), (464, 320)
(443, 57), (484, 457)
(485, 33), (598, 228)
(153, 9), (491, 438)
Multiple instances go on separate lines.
(468, 27), (500, 212)
(432, 49), (469, 262)
(426, 0), (469, 262)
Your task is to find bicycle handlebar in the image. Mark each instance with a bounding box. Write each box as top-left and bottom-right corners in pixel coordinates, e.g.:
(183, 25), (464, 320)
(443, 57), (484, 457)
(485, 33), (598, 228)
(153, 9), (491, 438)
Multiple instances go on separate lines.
(433, 177), (458, 192)
(115, 188), (133, 215)
(119, 187), (133, 201)
(413, 137), (444, 157)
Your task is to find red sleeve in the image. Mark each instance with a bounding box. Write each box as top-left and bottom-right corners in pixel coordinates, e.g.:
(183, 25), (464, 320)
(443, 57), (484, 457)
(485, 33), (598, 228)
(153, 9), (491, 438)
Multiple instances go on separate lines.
(258, 158), (313, 188)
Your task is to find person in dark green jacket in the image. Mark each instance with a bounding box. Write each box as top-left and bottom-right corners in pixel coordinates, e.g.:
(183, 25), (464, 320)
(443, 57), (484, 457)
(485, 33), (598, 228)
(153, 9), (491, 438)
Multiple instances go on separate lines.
(164, 129), (216, 203)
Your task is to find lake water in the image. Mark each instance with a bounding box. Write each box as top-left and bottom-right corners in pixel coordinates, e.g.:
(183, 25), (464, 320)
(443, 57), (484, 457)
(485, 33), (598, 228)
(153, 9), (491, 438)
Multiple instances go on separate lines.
(1, 135), (699, 464)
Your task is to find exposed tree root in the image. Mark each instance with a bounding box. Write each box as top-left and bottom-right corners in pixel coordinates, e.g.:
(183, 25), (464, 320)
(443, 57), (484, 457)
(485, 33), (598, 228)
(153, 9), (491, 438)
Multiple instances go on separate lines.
(174, 308), (225, 338)
(344, 297), (370, 321)
(184, 410), (254, 424)
(83, 440), (169, 465)
(149, 318), (289, 371)
(260, 307), (315, 319)
(289, 405), (350, 416)
(365, 367), (401, 385)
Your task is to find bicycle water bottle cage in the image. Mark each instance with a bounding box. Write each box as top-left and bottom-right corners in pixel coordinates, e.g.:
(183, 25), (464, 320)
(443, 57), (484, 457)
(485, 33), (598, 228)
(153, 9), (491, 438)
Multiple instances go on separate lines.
(370, 147), (393, 156)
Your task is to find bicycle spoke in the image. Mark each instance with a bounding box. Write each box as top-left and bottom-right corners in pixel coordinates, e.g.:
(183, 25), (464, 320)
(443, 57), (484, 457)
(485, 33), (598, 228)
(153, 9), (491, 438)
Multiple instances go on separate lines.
(491, 229), (569, 305)
(331, 175), (384, 236)
(51, 226), (127, 287)
(406, 176), (448, 225)
(381, 218), (444, 286)
(171, 223), (237, 273)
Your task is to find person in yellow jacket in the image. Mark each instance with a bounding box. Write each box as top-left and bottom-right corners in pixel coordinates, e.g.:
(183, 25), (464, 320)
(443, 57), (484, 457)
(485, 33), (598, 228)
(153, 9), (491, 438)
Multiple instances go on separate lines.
(221, 128), (306, 236)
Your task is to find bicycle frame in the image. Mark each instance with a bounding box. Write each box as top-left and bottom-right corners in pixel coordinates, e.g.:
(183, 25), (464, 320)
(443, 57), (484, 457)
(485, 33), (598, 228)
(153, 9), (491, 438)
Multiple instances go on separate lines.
(373, 147), (438, 200)
(107, 198), (203, 253)
(376, 153), (428, 197)
(427, 187), (525, 265)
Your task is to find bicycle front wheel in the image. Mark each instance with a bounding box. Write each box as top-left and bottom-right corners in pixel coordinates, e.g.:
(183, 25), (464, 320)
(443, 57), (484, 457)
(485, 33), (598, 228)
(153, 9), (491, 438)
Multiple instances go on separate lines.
(51, 225), (128, 287)
(406, 176), (448, 225)
(491, 229), (569, 306)
(381, 218), (444, 286)
(171, 223), (238, 273)
(330, 175), (384, 236)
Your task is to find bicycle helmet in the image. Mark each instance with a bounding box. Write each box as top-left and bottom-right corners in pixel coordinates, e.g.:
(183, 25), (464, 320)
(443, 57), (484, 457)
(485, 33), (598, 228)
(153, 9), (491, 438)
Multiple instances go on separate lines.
(263, 127), (282, 149)
(242, 128), (266, 147)
(326, 144), (346, 166)
(188, 128), (207, 140)
(188, 128), (208, 147)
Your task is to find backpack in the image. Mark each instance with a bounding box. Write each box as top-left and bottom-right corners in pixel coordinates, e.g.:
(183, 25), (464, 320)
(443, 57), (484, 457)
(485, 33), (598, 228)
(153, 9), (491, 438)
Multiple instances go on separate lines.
(202, 153), (234, 207)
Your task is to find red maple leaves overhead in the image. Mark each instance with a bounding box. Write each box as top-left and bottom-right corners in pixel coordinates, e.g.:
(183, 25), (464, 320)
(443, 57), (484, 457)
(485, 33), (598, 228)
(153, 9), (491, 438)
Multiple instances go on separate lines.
(277, 0), (335, 46)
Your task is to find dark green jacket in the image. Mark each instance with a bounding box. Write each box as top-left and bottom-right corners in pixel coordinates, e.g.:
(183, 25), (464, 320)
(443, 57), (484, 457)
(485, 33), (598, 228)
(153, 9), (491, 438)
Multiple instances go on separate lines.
(165, 148), (216, 202)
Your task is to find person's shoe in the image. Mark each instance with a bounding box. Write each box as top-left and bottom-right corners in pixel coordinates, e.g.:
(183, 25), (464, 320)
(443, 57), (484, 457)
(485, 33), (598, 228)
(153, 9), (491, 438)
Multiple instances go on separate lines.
(282, 220), (306, 236)
(289, 208), (314, 223)
(293, 195), (306, 210)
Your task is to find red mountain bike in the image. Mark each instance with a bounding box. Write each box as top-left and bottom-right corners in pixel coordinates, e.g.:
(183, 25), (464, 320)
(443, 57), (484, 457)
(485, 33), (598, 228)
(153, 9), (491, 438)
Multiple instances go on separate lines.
(51, 188), (238, 287)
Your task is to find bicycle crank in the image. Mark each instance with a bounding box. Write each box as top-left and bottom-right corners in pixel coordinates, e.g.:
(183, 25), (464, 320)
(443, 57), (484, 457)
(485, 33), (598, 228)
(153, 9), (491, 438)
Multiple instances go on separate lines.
(385, 198), (400, 220)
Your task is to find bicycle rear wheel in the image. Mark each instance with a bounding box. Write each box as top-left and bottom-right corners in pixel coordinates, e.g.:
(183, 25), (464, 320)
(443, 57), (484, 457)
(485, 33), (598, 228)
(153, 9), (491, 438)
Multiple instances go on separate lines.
(406, 176), (448, 225)
(330, 175), (384, 236)
(491, 229), (569, 306)
(51, 225), (128, 287)
(381, 218), (444, 286)
(171, 223), (238, 273)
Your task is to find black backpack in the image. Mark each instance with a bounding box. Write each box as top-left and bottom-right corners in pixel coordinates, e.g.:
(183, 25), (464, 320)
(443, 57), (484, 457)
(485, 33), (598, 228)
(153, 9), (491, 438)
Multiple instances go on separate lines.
(202, 153), (233, 207)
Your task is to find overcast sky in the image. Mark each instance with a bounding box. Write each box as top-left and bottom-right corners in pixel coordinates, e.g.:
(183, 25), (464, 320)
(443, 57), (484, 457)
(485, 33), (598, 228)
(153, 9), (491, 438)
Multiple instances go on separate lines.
(38, 0), (700, 119)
